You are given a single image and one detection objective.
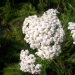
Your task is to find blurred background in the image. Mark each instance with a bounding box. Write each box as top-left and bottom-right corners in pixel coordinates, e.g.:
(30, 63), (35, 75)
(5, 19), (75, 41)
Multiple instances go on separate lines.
(0, 0), (75, 75)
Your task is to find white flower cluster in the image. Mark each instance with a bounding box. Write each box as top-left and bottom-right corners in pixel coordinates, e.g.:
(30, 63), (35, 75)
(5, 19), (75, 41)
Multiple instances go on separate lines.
(22, 9), (65, 60)
(68, 22), (75, 44)
(20, 50), (42, 74)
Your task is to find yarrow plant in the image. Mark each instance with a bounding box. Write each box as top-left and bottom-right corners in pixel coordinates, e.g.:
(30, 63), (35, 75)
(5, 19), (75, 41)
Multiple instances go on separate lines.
(68, 22), (75, 44)
(20, 9), (65, 74)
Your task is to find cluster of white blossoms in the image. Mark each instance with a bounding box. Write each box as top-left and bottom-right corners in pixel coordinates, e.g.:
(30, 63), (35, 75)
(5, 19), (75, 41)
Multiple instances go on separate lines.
(20, 9), (65, 74)
(20, 50), (42, 74)
(68, 22), (75, 44)
(22, 9), (65, 60)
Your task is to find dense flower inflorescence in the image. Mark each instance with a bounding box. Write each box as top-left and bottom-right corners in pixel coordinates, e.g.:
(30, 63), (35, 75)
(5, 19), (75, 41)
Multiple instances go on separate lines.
(20, 50), (42, 74)
(68, 22), (75, 44)
(22, 9), (65, 60)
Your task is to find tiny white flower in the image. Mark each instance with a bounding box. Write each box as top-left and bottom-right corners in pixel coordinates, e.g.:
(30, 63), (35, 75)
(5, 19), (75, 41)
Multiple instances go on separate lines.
(72, 33), (75, 39)
(73, 42), (75, 44)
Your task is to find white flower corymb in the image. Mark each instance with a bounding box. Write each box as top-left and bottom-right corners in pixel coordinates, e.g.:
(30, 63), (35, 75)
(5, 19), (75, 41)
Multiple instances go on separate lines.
(22, 9), (65, 60)
(68, 22), (75, 44)
(20, 50), (42, 74)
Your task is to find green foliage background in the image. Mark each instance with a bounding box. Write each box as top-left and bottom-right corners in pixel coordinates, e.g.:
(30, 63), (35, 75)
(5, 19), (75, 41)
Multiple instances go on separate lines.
(0, 0), (75, 75)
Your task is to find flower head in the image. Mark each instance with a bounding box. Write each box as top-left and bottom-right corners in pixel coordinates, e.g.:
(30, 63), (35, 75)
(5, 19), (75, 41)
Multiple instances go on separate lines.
(20, 50), (42, 74)
(68, 22), (75, 44)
